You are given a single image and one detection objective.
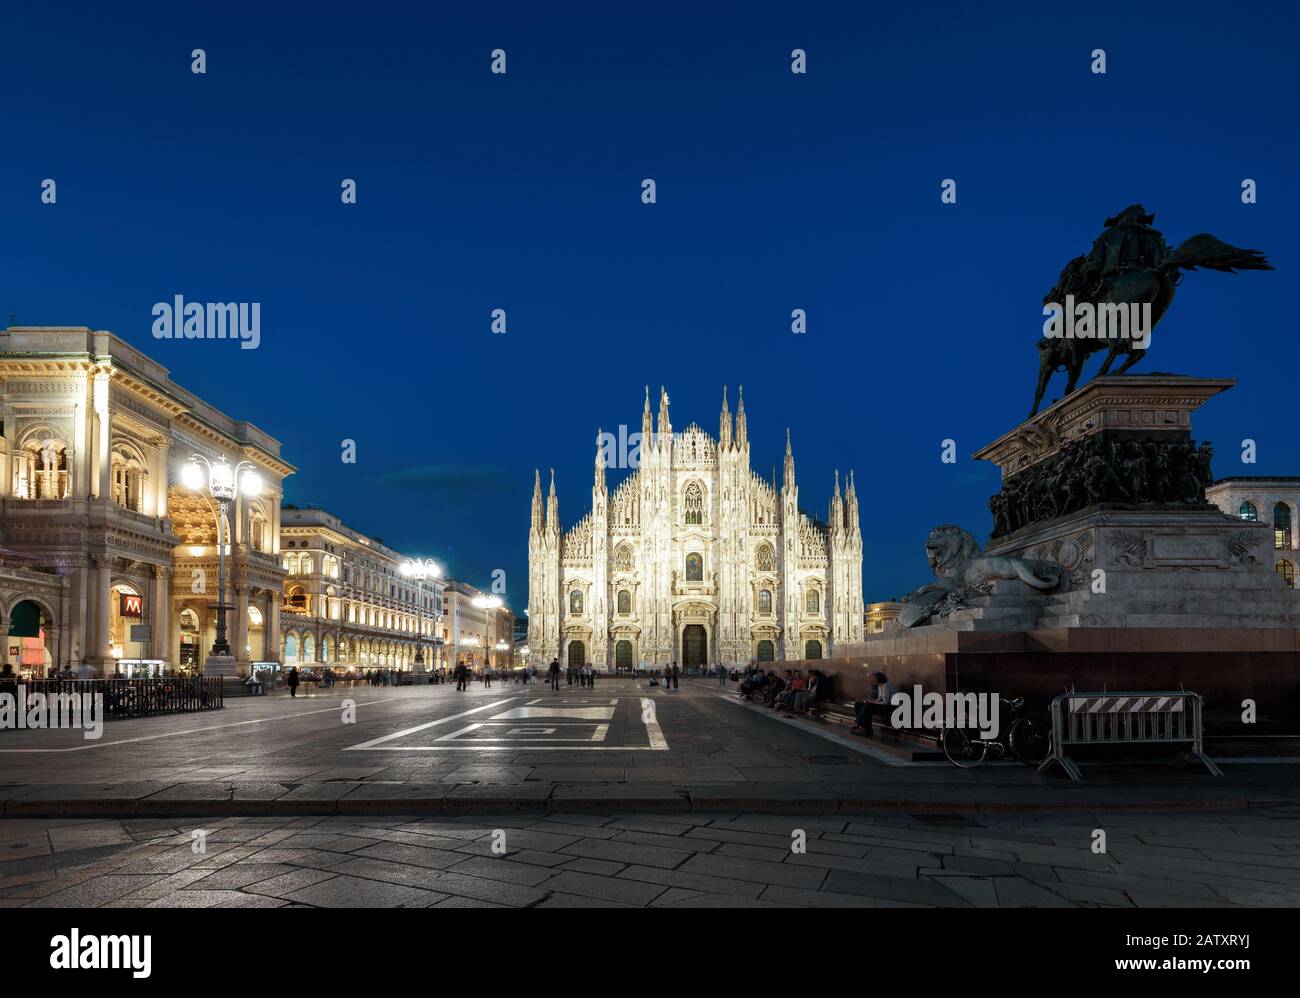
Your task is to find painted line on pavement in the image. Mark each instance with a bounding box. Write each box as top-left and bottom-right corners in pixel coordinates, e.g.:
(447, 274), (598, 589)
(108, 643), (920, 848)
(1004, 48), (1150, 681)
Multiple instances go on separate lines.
(345, 696), (670, 751)
(342, 698), (516, 750)
(0, 696), (412, 754)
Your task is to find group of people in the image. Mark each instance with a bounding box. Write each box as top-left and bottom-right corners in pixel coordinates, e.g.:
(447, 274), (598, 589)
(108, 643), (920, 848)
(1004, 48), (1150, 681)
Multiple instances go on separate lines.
(646, 663), (681, 690)
(737, 665), (832, 718)
(546, 658), (599, 688)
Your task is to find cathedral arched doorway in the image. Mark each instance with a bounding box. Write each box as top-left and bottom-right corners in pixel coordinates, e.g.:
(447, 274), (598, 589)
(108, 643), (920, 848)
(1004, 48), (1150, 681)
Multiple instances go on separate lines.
(567, 640), (586, 669)
(804, 639), (822, 660)
(682, 624), (707, 668)
(756, 640), (774, 663)
(615, 640), (633, 672)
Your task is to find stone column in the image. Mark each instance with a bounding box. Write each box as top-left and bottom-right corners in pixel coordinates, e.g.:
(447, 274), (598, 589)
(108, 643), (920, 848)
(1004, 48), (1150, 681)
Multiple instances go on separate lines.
(90, 557), (112, 674)
(73, 383), (91, 500)
(271, 497), (282, 554)
(231, 581), (249, 674)
(152, 565), (171, 666)
(93, 368), (111, 501)
(267, 596), (281, 663)
(154, 436), (170, 517)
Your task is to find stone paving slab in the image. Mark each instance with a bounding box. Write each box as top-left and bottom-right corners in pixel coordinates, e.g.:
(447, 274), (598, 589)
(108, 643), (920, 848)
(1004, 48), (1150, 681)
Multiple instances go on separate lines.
(3, 808), (1299, 908)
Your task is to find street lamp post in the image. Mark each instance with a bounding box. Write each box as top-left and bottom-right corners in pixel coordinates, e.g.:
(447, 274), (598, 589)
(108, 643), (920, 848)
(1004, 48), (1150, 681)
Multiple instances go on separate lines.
(400, 558), (442, 673)
(182, 454), (261, 671)
(471, 593), (502, 669)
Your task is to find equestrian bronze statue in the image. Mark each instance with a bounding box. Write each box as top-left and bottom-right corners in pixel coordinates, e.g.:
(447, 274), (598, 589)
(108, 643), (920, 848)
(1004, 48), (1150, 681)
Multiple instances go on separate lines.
(1029, 205), (1272, 416)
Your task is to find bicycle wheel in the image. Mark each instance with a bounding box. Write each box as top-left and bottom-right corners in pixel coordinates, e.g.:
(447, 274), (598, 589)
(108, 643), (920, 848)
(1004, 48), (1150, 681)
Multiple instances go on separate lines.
(941, 727), (988, 768)
(1008, 718), (1047, 765)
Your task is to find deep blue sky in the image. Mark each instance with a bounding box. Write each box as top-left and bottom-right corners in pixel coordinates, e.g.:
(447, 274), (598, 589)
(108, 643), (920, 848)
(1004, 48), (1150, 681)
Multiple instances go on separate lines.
(3, 2), (1296, 609)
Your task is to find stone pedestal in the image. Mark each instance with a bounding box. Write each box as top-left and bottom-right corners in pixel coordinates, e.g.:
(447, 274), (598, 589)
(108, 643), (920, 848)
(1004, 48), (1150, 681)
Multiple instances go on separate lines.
(203, 654), (238, 678)
(973, 374), (1299, 628)
(847, 374), (1300, 729)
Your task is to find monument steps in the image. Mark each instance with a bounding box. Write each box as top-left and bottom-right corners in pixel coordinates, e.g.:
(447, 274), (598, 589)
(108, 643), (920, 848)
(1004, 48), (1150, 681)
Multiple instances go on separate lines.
(1048, 593), (1300, 614)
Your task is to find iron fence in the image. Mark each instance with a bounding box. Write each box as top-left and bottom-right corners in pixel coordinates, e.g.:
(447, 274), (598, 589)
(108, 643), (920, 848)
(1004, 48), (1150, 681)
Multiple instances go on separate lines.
(0, 677), (224, 721)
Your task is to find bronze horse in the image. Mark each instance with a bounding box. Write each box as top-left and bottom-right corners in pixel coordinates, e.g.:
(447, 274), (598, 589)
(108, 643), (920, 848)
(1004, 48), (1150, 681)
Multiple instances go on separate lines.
(1030, 218), (1272, 417)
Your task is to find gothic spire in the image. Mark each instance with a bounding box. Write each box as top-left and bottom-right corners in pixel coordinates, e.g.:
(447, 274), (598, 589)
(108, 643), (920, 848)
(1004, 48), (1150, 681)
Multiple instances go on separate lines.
(657, 385), (671, 443)
(594, 428), (606, 492)
(736, 384), (748, 448)
(783, 428), (796, 491)
(531, 468), (543, 532)
(546, 467), (559, 533)
(642, 385), (653, 441)
(719, 386), (732, 449)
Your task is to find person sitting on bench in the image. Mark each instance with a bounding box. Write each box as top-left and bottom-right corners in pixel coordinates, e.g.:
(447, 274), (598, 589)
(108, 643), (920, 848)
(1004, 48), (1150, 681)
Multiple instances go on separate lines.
(795, 670), (834, 717)
(775, 670), (805, 710)
(789, 669), (823, 716)
(762, 669), (787, 706)
(851, 672), (897, 738)
(739, 666), (765, 700)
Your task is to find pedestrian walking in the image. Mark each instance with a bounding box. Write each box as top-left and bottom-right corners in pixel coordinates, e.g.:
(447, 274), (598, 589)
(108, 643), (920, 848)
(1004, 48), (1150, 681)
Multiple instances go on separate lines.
(669, 662), (679, 690)
(548, 657), (561, 690)
(455, 660), (468, 692)
(287, 666), (300, 698)
(483, 664), (492, 688)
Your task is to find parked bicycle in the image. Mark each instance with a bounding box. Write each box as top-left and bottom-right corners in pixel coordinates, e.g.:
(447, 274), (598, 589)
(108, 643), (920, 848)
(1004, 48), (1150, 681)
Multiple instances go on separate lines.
(940, 696), (1047, 768)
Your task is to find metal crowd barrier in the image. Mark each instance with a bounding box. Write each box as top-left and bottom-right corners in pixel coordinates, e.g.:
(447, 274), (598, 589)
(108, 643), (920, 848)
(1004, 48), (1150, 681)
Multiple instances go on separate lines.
(1038, 690), (1223, 782)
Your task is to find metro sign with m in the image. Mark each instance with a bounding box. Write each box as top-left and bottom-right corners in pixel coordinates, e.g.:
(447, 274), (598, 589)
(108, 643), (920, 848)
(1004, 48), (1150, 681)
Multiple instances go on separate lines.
(119, 593), (144, 619)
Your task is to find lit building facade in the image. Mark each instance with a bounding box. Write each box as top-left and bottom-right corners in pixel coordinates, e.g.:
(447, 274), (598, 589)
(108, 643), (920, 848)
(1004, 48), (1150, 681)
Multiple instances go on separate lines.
(1207, 477), (1300, 589)
(528, 387), (864, 671)
(865, 600), (904, 634)
(278, 504), (444, 670)
(0, 326), (292, 677)
(441, 580), (516, 669)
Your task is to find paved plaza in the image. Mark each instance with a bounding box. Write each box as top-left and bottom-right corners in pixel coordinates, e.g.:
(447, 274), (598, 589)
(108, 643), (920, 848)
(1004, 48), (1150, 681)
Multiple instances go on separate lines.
(3, 807), (1300, 908)
(3, 680), (1298, 907)
(1, 679), (1295, 815)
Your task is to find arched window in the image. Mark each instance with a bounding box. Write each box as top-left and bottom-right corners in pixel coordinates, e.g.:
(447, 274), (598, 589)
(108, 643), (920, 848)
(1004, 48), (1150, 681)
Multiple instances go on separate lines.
(251, 515), (266, 552)
(284, 633), (299, 663)
(685, 553), (703, 582)
(755, 543), (775, 573)
(570, 589), (583, 615)
(1275, 503), (1292, 550)
(1239, 501), (1258, 522)
(617, 589), (631, 615)
(15, 436), (69, 499)
(1277, 560), (1296, 589)
(111, 449), (146, 512)
(285, 585), (308, 614)
(300, 555), (314, 575)
(804, 640), (822, 660)
(684, 481), (704, 525)
(614, 544), (633, 572)
(302, 634), (315, 662)
(758, 589), (772, 614)
(806, 589), (820, 614)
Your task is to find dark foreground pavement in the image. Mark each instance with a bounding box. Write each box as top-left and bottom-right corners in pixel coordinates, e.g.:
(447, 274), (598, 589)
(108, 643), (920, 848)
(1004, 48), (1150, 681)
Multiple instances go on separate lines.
(1, 680), (1296, 816)
(3, 807), (1299, 908)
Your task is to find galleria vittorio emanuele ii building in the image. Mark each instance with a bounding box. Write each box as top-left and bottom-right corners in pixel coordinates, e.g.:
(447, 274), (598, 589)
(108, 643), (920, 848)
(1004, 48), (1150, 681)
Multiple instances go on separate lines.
(0, 325), (456, 679)
(528, 387), (864, 671)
